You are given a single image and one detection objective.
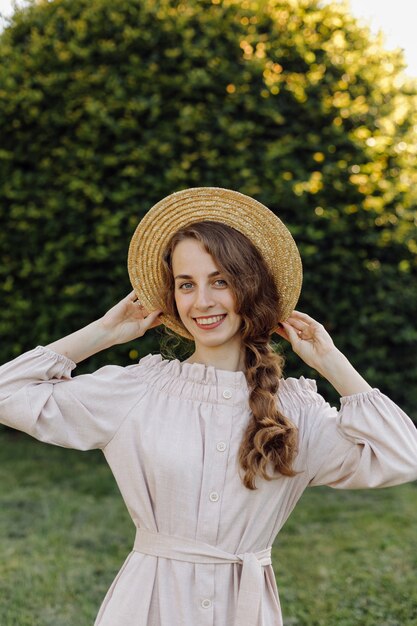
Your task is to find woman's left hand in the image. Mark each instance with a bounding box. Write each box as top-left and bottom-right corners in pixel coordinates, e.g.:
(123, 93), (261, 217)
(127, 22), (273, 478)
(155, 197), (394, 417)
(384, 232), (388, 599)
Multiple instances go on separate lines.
(275, 310), (336, 372)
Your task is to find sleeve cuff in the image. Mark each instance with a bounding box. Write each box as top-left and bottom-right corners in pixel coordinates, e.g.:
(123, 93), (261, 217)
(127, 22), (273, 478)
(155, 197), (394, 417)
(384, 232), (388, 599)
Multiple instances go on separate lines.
(34, 345), (77, 372)
(340, 388), (382, 406)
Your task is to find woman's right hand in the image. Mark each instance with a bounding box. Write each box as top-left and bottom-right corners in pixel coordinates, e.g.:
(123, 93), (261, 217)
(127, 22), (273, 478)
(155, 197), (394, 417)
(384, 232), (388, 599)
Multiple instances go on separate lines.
(100, 291), (163, 345)
(45, 291), (163, 364)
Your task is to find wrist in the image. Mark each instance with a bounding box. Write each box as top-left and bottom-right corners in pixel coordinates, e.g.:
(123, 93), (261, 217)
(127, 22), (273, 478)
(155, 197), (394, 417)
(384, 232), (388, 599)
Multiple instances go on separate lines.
(313, 346), (346, 378)
(45, 318), (118, 364)
(93, 318), (120, 349)
(314, 347), (372, 396)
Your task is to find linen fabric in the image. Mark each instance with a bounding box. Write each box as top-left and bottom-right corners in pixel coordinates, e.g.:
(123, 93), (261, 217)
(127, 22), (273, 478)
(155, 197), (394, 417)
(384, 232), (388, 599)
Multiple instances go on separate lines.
(0, 346), (417, 626)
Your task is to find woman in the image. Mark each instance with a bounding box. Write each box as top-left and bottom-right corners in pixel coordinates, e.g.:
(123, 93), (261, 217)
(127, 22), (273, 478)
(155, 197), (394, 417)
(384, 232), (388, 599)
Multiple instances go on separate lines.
(0, 187), (416, 626)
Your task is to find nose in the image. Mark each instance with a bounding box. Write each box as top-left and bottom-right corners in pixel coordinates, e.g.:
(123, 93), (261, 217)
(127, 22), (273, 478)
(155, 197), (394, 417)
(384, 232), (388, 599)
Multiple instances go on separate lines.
(194, 285), (215, 310)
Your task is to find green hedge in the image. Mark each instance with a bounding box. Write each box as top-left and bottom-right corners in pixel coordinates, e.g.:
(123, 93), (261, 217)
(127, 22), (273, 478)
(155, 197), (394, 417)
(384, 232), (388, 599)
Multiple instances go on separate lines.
(0, 0), (416, 416)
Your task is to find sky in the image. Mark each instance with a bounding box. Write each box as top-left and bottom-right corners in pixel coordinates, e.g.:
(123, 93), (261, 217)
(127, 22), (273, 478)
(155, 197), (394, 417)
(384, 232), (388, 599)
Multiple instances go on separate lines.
(332, 0), (417, 77)
(0, 0), (416, 77)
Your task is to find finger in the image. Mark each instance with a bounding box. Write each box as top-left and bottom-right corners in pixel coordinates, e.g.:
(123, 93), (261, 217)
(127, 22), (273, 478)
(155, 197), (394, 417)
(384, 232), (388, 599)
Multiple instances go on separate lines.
(285, 317), (310, 332)
(274, 325), (289, 341)
(142, 309), (163, 329)
(281, 321), (300, 345)
(290, 310), (320, 325)
(289, 322), (316, 341)
(128, 290), (138, 302)
(130, 297), (145, 310)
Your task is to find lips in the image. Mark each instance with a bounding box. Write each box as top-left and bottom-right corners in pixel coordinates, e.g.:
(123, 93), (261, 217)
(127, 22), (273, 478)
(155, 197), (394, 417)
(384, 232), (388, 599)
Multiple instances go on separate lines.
(193, 314), (227, 329)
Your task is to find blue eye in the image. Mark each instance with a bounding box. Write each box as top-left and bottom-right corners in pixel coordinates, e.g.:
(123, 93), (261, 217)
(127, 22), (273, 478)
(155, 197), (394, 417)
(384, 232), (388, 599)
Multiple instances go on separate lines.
(177, 279), (227, 290)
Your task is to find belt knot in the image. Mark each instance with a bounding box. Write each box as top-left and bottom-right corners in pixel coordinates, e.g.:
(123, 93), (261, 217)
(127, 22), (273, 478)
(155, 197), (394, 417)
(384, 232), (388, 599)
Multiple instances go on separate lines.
(133, 528), (271, 626)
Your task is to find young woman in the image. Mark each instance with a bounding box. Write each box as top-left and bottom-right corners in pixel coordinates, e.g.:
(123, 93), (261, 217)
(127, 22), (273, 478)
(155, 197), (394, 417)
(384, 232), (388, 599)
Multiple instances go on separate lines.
(1, 187), (416, 626)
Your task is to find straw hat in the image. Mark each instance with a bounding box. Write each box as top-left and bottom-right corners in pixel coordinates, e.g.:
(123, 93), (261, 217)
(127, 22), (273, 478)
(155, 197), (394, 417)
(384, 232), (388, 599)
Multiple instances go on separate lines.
(128, 187), (302, 339)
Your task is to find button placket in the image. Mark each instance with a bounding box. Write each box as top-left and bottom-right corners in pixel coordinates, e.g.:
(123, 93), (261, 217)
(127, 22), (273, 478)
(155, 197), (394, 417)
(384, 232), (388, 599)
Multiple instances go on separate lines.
(196, 385), (235, 547)
(196, 562), (215, 623)
(194, 376), (242, 622)
(209, 491), (219, 502)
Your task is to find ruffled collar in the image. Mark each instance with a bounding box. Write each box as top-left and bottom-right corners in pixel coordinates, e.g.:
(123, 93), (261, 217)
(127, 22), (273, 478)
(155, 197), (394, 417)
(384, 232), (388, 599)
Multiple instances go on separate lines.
(138, 353), (248, 387)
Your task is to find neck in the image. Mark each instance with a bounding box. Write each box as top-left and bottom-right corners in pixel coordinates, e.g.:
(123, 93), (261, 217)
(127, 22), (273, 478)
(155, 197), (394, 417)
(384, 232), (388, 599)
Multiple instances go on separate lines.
(185, 343), (246, 373)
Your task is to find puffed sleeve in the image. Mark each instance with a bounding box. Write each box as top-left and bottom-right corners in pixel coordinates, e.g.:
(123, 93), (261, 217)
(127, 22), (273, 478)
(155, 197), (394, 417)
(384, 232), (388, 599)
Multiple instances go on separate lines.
(303, 387), (417, 488)
(0, 346), (146, 450)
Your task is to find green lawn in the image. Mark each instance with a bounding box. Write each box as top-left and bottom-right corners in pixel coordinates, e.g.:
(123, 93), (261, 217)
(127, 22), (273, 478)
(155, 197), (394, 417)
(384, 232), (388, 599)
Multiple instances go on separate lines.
(1, 432), (416, 626)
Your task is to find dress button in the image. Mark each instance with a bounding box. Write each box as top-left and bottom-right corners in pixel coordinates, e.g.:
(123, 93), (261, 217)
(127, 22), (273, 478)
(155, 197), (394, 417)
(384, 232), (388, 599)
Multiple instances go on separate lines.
(209, 491), (219, 502)
(201, 599), (212, 609)
(216, 441), (227, 452)
(222, 389), (232, 399)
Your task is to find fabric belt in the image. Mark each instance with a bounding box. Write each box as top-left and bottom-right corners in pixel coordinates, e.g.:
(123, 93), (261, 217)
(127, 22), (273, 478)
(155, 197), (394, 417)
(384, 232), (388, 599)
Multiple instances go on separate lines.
(133, 528), (272, 626)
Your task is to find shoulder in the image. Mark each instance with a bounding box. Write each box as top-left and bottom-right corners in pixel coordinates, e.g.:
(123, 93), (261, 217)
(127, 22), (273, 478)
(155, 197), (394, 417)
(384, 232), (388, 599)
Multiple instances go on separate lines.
(88, 354), (165, 380)
(123, 353), (183, 387)
(277, 376), (332, 424)
(125, 353), (169, 378)
(68, 354), (166, 388)
(278, 376), (323, 404)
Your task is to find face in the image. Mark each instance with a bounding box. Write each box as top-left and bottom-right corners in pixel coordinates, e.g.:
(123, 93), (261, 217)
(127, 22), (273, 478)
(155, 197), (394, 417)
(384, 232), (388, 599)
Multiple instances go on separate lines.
(171, 238), (242, 350)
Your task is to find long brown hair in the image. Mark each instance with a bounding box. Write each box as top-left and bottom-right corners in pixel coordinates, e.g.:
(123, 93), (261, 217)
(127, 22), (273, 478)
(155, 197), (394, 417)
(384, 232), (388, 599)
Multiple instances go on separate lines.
(160, 221), (298, 490)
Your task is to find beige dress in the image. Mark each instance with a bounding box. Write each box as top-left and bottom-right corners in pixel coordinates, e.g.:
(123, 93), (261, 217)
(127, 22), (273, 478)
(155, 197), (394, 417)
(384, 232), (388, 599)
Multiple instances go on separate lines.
(1, 346), (417, 626)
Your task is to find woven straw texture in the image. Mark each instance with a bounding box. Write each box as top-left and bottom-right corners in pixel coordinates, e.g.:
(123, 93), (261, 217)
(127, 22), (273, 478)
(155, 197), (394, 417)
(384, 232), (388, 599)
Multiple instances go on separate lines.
(128, 187), (302, 339)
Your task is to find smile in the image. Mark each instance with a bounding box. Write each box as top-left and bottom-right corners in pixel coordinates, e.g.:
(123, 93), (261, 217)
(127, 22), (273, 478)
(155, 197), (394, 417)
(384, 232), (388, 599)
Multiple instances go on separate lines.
(193, 314), (227, 329)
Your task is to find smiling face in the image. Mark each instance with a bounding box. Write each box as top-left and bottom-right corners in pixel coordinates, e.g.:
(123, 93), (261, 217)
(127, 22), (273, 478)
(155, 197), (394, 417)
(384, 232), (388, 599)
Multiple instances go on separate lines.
(171, 238), (243, 354)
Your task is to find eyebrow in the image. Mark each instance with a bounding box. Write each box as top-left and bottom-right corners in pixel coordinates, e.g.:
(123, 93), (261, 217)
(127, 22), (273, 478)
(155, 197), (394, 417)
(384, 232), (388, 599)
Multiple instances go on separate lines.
(174, 271), (221, 280)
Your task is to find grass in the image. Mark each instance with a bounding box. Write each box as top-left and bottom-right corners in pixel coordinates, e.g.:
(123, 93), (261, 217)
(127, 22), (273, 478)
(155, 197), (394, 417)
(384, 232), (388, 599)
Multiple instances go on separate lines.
(275, 487), (417, 625)
(0, 432), (416, 626)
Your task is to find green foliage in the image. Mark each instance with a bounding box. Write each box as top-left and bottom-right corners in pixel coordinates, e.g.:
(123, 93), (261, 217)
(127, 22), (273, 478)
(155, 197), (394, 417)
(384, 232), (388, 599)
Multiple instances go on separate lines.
(0, 0), (416, 414)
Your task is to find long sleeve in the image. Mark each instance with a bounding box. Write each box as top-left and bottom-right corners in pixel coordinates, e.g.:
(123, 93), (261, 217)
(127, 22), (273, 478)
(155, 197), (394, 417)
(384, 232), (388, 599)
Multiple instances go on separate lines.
(303, 387), (417, 488)
(0, 346), (146, 450)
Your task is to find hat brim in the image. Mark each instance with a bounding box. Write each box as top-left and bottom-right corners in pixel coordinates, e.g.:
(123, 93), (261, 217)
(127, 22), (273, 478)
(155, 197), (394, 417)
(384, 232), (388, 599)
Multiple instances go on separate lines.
(128, 187), (302, 339)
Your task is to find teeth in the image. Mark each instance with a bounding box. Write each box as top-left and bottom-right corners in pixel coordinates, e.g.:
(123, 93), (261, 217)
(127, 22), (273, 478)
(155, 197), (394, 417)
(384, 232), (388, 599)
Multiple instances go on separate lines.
(195, 315), (225, 325)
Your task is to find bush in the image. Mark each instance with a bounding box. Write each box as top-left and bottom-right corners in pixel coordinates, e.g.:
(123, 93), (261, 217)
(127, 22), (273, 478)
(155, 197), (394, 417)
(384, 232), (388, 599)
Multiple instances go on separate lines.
(0, 0), (416, 415)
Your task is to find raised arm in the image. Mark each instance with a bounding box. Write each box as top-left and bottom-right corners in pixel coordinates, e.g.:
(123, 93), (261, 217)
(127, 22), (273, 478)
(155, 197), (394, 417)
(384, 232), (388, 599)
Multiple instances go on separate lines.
(276, 311), (417, 488)
(46, 291), (162, 363)
(0, 292), (162, 449)
(277, 310), (372, 396)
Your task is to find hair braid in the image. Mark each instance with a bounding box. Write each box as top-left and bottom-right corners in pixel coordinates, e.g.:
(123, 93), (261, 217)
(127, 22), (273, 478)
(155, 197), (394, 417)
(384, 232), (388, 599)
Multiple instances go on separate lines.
(238, 339), (298, 490)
